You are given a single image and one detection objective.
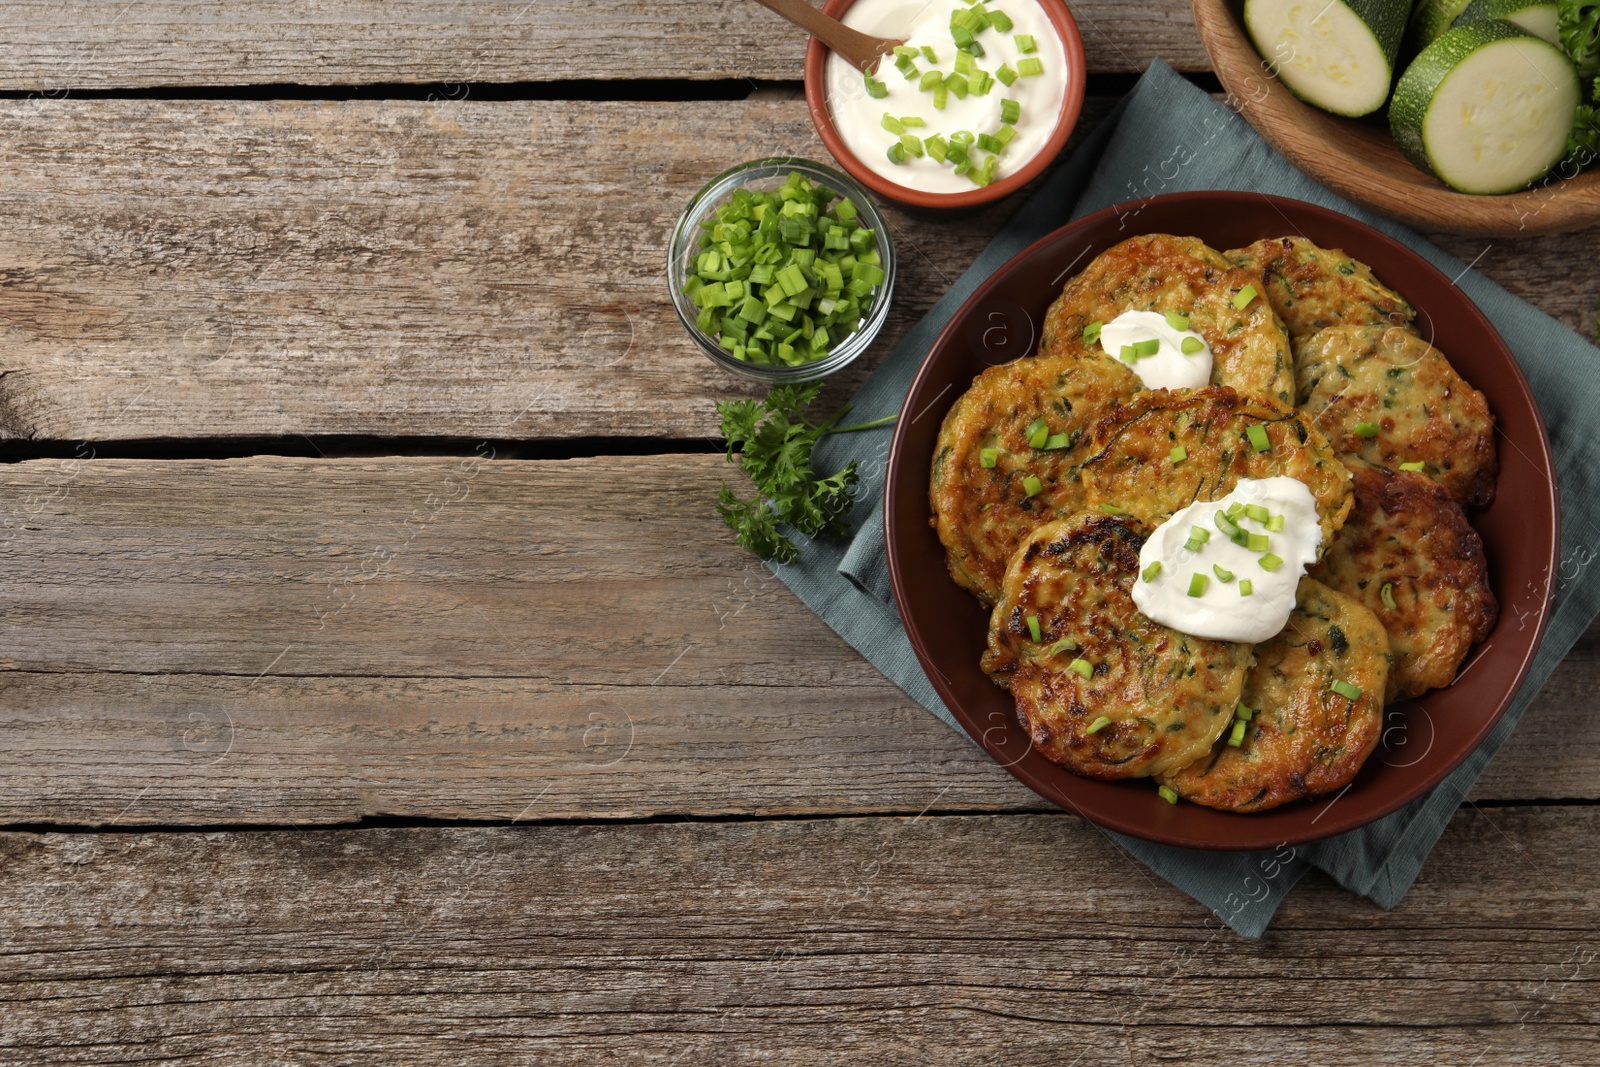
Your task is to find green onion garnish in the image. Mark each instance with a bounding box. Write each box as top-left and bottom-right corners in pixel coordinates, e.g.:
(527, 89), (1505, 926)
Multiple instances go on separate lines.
(881, 113), (905, 134)
(1239, 579), (1253, 596)
(1232, 284), (1258, 310)
(1027, 614), (1041, 642)
(921, 44), (938, 63)
(1331, 679), (1363, 700)
(1265, 514), (1285, 532)
(995, 62), (1018, 86)
(1119, 344), (1137, 363)
(1132, 338), (1161, 358)
(1353, 421), (1379, 438)
(1143, 560), (1163, 581)
(1226, 503), (1245, 519)
(1246, 532), (1269, 553)
(1023, 475), (1043, 498)
(863, 73), (888, 99)
(1180, 336), (1205, 355)
(1025, 418), (1048, 449)
(1189, 525), (1211, 544)
(1016, 56), (1044, 76)
(980, 447), (999, 468)
(1043, 432), (1072, 450)
(1170, 445), (1187, 463)
(1244, 503), (1270, 523)
(1234, 701), (1254, 721)
(1214, 511), (1243, 541)
(1068, 658), (1093, 679)
(1188, 573), (1209, 597)
(1258, 553), (1283, 572)
(1399, 460), (1426, 472)
(989, 9), (1014, 32)
(1099, 503), (1125, 516)
(1016, 33), (1038, 53)
(1184, 537), (1207, 553)
(1158, 785), (1179, 805)
(1082, 320), (1103, 344)
(900, 115), (927, 128)
(1165, 311), (1190, 331)
(1046, 636), (1078, 656)
(1246, 424), (1271, 452)
(900, 133), (924, 158)
(1000, 98), (1021, 124)
(1213, 564), (1234, 583)
(1381, 582), (1397, 610)
(1227, 719), (1247, 747)
(887, 141), (907, 165)
(1086, 715), (1112, 735)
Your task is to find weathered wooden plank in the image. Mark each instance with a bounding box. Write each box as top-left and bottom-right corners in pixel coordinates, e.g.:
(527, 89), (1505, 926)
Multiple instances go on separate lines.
(0, 807), (1594, 1064)
(0, 1), (1208, 90)
(0, 96), (1591, 443)
(0, 454), (1591, 827)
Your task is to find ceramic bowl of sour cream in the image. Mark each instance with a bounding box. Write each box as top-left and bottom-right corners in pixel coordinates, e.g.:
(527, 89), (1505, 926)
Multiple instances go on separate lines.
(804, 0), (1086, 209)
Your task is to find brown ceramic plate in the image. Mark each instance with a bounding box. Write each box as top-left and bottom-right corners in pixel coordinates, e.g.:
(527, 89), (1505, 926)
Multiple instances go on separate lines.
(1190, 0), (1600, 237)
(884, 191), (1558, 850)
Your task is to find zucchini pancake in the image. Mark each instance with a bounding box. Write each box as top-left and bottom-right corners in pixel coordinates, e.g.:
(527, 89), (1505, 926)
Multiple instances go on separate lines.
(929, 232), (1499, 814)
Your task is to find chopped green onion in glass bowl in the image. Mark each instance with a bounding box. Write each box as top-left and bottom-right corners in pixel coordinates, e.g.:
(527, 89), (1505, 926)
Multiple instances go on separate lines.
(667, 157), (896, 383)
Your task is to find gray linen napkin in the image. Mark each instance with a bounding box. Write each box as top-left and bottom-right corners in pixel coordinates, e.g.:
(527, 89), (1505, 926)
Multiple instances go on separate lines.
(772, 60), (1600, 937)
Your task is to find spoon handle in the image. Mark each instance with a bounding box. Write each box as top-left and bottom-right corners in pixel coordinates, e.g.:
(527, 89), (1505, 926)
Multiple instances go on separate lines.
(750, 0), (895, 71)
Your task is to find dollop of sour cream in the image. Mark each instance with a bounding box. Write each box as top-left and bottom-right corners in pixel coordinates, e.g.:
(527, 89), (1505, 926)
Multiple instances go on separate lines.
(1132, 477), (1322, 644)
(824, 0), (1068, 194)
(1097, 310), (1212, 390)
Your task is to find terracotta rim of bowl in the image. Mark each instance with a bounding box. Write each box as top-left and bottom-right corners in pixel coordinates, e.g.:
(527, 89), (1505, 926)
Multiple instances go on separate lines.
(803, 0), (1088, 210)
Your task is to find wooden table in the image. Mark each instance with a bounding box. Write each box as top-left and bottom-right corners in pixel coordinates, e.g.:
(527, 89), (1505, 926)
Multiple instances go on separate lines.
(1, 3), (1596, 1062)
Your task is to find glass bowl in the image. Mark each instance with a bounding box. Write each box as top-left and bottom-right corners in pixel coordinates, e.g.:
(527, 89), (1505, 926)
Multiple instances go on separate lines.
(667, 156), (897, 383)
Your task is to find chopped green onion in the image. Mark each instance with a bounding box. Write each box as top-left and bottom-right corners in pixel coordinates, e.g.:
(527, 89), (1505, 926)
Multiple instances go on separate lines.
(1158, 785), (1179, 805)
(1180, 336), (1205, 355)
(886, 141), (907, 165)
(1381, 582), (1397, 611)
(900, 133), (924, 158)
(989, 9), (1014, 32)
(1068, 658), (1093, 679)
(1246, 424), (1271, 452)
(1164, 311), (1190, 331)
(863, 73), (888, 99)
(1016, 56), (1044, 76)
(1399, 460), (1426, 472)
(1026, 418), (1048, 449)
(1212, 564), (1234, 583)
(1016, 33), (1038, 53)
(949, 129), (976, 145)
(1043, 432), (1072, 450)
(1142, 560), (1163, 582)
(1234, 701), (1254, 721)
(1188, 573), (1209, 598)
(954, 49), (976, 75)
(1226, 502), (1245, 519)
(1119, 344), (1137, 364)
(1046, 636), (1078, 656)
(1246, 532), (1269, 553)
(980, 447), (999, 468)
(1227, 719), (1247, 747)
(1169, 445), (1187, 464)
(1082, 320), (1103, 344)
(1239, 579), (1253, 596)
(1232, 284), (1258, 310)
(900, 115), (927, 128)
(1132, 338), (1160, 358)
(1189, 525), (1211, 544)
(1098, 503), (1126, 516)
(945, 72), (969, 99)
(881, 113), (905, 134)
(1214, 511), (1243, 541)
(1086, 715), (1112, 735)
(1000, 98), (1021, 124)
(1243, 503), (1270, 523)
(1022, 475), (1042, 498)
(1184, 537), (1207, 553)
(1026, 614), (1041, 642)
(932, 82), (949, 109)
(1258, 553), (1283, 572)
(976, 132), (1003, 154)
(1353, 421), (1379, 438)
(995, 62), (1018, 86)
(1331, 679), (1363, 700)
(925, 133), (948, 163)
(1265, 514), (1285, 532)
(921, 44), (938, 63)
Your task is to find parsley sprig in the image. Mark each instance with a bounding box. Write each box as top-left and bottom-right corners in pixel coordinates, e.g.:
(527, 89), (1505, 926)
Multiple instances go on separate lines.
(715, 382), (895, 563)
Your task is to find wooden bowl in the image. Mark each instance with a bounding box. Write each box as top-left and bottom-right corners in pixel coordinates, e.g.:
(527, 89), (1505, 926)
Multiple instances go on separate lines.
(883, 192), (1558, 850)
(1190, 0), (1600, 237)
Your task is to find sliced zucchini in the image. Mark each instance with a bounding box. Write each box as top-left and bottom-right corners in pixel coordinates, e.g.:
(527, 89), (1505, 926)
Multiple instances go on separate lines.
(1407, 0), (1474, 53)
(1453, 0), (1559, 43)
(1243, 0), (1410, 117)
(1391, 20), (1582, 193)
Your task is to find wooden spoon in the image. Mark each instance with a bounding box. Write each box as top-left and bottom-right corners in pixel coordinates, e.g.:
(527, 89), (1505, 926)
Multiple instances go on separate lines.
(751, 0), (902, 71)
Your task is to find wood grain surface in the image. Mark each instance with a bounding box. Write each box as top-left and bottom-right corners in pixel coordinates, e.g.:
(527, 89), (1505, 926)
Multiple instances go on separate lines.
(0, 96), (1591, 443)
(0, 1), (1209, 89)
(0, 454), (1591, 828)
(1, 808), (1595, 1064)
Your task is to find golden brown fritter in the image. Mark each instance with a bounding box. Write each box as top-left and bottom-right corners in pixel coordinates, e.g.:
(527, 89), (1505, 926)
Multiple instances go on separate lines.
(1225, 236), (1416, 347)
(982, 514), (1252, 780)
(1039, 233), (1295, 406)
(1295, 325), (1497, 508)
(930, 351), (1141, 604)
(1311, 463), (1497, 701)
(1158, 578), (1388, 812)
(1079, 386), (1352, 553)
